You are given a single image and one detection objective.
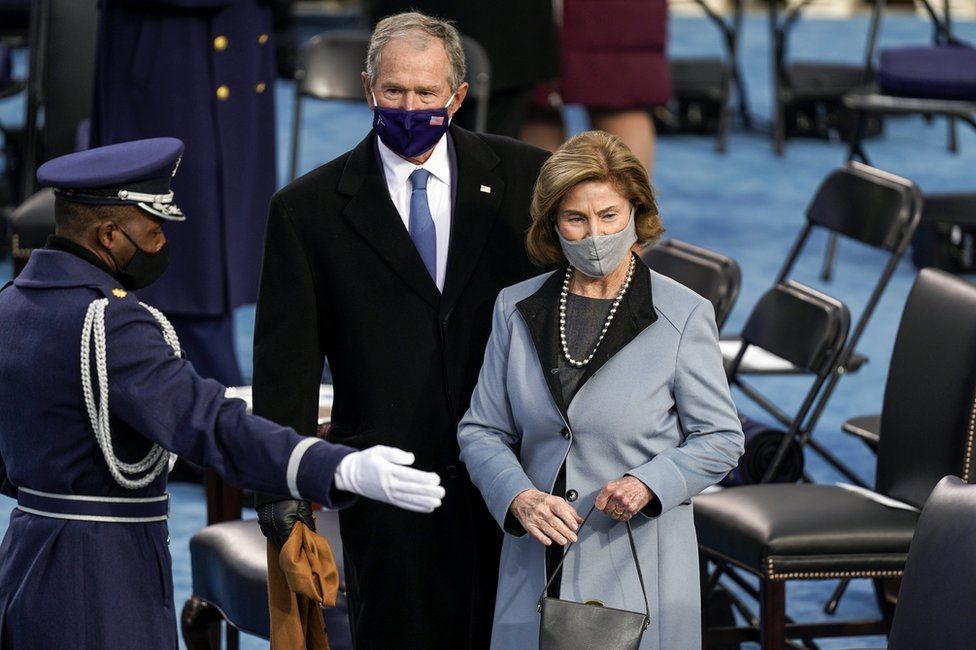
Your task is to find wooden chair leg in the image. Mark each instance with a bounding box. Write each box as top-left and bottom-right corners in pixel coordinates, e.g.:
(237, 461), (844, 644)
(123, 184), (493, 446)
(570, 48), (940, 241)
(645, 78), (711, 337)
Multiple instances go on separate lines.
(760, 579), (786, 650)
(181, 595), (224, 650)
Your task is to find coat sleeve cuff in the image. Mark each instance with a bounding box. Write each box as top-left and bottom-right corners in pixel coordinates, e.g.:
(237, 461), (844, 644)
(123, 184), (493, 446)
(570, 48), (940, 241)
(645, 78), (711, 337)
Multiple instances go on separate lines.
(294, 439), (359, 510)
(486, 471), (535, 536)
(626, 455), (688, 519)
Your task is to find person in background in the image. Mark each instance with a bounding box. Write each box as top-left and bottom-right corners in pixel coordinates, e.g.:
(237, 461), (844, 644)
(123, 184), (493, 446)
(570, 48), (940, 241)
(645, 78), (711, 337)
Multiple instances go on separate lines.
(366, 0), (559, 138)
(253, 11), (549, 649)
(520, 0), (670, 176)
(0, 138), (443, 650)
(458, 130), (743, 649)
(91, 0), (283, 386)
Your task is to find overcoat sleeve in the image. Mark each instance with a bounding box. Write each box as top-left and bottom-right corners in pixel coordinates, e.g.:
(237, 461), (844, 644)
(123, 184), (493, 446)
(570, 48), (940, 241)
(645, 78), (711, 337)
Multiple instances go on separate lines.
(458, 291), (536, 533)
(252, 194), (324, 439)
(250, 193), (327, 505)
(101, 298), (355, 509)
(627, 300), (744, 517)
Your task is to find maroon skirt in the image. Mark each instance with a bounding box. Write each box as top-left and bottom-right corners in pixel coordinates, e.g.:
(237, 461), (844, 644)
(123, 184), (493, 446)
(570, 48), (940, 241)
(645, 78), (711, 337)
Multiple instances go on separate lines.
(537, 0), (671, 110)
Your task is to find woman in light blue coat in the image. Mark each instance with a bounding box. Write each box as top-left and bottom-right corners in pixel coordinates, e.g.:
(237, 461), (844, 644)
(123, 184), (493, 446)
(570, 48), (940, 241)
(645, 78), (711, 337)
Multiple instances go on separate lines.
(458, 131), (744, 649)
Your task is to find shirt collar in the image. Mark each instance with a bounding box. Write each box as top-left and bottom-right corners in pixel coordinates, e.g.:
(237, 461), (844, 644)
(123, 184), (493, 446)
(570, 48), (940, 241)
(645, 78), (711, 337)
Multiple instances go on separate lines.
(376, 133), (452, 189)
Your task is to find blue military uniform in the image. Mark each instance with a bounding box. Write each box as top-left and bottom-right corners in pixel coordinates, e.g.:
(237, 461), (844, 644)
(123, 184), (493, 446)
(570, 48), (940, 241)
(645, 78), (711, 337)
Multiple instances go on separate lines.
(92, 0), (279, 384)
(0, 140), (355, 648)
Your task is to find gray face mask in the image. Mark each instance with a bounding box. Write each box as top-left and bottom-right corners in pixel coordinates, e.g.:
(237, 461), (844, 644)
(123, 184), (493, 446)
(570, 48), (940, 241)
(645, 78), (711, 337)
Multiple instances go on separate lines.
(557, 207), (637, 278)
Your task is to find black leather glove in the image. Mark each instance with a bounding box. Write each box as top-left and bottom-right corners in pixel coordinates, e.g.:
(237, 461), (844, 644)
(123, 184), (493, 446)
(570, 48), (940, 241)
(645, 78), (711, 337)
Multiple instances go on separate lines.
(257, 498), (315, 548)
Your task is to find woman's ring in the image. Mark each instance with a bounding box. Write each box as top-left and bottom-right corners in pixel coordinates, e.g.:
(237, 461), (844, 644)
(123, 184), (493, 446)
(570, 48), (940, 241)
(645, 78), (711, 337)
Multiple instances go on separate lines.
(612, 509), (624, 516)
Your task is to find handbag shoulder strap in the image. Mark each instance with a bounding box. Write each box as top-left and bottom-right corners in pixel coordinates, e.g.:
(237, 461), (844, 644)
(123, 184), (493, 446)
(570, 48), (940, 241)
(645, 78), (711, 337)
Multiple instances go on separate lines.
(537, 505), (651, 622)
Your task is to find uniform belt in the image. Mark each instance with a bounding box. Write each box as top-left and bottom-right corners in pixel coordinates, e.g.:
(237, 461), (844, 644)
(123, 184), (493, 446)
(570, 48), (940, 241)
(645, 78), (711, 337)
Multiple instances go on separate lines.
(16, 487), (169, 522)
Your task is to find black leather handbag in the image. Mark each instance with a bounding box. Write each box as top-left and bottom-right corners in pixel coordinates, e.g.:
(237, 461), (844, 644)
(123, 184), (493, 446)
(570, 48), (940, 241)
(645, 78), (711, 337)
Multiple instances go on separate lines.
(536, 506), (651, 650)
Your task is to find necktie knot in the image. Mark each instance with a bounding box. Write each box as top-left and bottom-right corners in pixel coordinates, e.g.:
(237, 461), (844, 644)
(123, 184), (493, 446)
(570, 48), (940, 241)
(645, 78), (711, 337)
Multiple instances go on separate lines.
(409, 168), (431, 191)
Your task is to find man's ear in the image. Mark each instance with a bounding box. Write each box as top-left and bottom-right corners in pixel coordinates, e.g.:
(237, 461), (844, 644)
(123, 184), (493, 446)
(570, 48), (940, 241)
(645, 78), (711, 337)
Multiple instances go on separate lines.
(94, 219), (119, 250)
(363, 73), (374, 108)
(449, 82), (469, 118)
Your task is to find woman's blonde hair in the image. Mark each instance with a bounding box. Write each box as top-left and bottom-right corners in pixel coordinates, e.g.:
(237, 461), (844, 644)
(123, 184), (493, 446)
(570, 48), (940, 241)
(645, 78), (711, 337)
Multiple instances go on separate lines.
(526, 130), (663, 266)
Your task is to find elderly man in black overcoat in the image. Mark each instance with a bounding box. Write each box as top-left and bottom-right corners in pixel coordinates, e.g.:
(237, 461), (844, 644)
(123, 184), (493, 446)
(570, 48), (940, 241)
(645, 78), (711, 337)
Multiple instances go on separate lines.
(253, 11), (548, 649)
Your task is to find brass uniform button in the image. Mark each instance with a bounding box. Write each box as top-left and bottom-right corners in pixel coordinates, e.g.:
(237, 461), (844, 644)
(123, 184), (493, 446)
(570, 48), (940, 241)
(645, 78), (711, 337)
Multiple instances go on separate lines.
(213, 35), (228, 52)
(255, 82), (266, 94)
(257, 33), (269, 45)
(566, 489), (578, 502)
(216, 85), (230, 100)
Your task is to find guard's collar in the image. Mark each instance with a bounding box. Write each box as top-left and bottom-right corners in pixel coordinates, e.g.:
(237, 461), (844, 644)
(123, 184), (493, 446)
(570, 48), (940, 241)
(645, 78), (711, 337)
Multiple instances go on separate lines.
(13, 248), (127, 299)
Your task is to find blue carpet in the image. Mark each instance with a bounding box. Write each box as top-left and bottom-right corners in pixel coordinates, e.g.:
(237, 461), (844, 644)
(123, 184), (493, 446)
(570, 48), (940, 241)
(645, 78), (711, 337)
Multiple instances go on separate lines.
(2, 10), (976, 649)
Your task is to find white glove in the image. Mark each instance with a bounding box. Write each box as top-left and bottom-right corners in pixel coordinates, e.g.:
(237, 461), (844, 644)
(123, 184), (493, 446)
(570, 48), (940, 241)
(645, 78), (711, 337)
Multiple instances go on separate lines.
(333, 445), (445, 513)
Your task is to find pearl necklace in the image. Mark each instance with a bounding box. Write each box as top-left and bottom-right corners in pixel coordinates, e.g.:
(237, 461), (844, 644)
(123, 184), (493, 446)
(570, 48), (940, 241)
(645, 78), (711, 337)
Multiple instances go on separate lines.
(559, 256), (636, 368)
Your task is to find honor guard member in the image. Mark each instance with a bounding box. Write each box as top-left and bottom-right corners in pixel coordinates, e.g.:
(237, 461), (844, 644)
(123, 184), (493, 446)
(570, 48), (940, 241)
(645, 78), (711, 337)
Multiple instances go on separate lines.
(0, 138), (445, 649)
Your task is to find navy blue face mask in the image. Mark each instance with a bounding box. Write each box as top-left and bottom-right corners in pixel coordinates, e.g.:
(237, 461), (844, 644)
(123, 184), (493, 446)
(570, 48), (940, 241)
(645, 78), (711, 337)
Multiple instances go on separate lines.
(372, 92), (454, 159)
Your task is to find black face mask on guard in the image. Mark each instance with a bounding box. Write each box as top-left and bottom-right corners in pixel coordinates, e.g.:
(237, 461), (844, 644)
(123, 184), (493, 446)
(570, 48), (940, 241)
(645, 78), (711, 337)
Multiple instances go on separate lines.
(111, 228), (170, 290)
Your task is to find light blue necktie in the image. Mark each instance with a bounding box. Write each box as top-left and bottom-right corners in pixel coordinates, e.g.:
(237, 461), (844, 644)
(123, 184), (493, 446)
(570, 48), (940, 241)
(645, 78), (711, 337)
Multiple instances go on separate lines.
(408, 168), (437, 283)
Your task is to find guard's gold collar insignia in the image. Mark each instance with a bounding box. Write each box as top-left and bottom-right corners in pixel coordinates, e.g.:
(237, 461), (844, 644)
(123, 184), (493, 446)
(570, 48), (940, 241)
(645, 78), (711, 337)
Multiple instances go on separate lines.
(112, 288), (127, 298)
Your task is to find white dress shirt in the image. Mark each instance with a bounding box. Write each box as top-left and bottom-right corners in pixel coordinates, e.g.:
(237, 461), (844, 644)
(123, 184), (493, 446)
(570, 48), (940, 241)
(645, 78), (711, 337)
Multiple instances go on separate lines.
(377, 134), (453, 292)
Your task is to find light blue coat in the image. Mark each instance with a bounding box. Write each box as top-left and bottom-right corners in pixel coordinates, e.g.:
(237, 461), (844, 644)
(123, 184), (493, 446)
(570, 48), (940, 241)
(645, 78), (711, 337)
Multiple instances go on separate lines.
(458, 265), (744, 650)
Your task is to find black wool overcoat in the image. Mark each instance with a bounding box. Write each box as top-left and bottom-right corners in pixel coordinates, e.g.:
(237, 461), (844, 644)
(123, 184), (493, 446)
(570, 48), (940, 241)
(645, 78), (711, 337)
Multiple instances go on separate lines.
(252, 124), (548, 649)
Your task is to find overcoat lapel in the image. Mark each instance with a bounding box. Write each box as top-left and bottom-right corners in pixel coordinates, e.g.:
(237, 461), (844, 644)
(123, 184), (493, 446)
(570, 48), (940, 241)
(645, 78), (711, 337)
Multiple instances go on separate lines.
(337, 133), (441, 310)
(516, 255), (658, 416)
(439, 125), (504, 320)
(516, 270), (568, 418)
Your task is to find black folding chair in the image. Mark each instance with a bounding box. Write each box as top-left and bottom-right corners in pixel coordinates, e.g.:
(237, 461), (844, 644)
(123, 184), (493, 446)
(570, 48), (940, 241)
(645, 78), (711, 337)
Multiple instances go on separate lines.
(289, 29), (491, 181)
(640, 238), (741, 331)
(726, 281), (850, 485)
(21, 0), (98, 196)
(826, 0), (976, 282)
(844, 0), (976, 166)
(667, 0), (749, 153)
(768, 0), (884, 155)
(697, 268), (976, 649)
(721, 161), (921, 486)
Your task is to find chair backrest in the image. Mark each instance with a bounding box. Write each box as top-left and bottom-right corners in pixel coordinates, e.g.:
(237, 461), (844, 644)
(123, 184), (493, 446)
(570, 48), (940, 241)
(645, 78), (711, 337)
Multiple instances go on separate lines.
(459, 34), (491, 133)
(803, 161), (921, 253)
(737, 281), (850, 377)
(296, 30), (371, 101)
(888, 476), (976, 649)
(641, 239), (741, 330)
(22, 0), (98, 196)
(9, 188), (55, 275)
(876, 269), (976, 507)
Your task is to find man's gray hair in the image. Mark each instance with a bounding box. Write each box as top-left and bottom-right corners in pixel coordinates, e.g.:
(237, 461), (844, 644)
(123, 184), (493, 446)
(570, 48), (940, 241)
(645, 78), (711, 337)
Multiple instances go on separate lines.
(366, 12), (466, 92)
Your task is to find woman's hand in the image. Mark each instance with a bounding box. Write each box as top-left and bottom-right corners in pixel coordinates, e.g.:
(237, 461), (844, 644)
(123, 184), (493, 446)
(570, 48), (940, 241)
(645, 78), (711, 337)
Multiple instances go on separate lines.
(510, 489), (584, 546)
(596, 476), (654, 522)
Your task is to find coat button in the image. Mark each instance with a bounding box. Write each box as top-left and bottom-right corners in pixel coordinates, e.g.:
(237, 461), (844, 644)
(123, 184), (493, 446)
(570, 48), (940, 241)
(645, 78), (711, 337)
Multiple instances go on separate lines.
(257, 33), (269, 45)
(560, 427), (570, 439)
(445, 465), (459, 479)
(213, 35), (228, 52)
(216, 85), (230, 101)
(566, 489), (578, 502)
(255, 82), (266, 94)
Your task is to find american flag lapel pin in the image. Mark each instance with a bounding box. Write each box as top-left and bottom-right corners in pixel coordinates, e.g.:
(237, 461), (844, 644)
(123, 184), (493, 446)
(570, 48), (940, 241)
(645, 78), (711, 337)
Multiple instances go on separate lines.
(480, 185), (491, 194)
